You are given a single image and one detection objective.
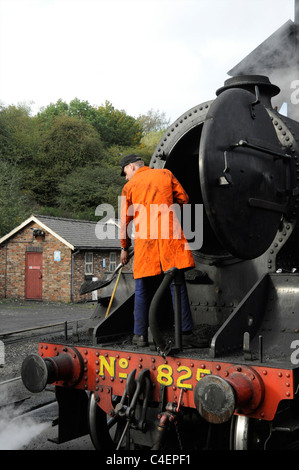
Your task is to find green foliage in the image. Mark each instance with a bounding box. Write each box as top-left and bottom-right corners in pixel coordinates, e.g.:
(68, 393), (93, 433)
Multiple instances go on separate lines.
(57, 164), (124, 219)
(37, 98), (143, 148)
(21, 114), (105, 206)
(39, 115), (103, 172)
(37, 99), (69, 127)
(139, 130), (165, 156)
(0, 104), (40, 164)
(0, 160), (34, 236)
(0, 100), (170, 237)
(92, 101), (143, 147)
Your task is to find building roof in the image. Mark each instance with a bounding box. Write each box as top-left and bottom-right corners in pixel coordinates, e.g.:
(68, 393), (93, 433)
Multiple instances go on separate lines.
(0, 214), (121, 251)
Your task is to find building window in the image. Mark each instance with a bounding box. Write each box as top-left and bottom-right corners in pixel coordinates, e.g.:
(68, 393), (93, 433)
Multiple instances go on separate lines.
(109, 252), (116, 271)
(85, 252), (93, 274)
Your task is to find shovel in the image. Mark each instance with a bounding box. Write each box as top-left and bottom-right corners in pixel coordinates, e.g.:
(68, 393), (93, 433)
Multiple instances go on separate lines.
(105, 266), (123, 317)
(79, 247), (134, 295)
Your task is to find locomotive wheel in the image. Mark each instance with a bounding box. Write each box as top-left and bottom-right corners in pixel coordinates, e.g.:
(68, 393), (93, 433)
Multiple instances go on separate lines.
(88, 392), (114, 450)
(88, 392), (130, 450)
(230, 415), (269, 450)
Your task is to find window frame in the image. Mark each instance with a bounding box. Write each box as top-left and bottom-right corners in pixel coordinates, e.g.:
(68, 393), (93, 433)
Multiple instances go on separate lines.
(85, 252), (94, 275)
(109, 251), (117, 272)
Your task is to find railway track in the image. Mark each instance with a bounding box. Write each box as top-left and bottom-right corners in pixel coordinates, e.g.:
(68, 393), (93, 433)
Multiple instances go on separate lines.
(0, 322), (68, 450)
(0, 303), (96, 449)
(0, 319), (97, 450)
(0, 376), (56, 410)
(0, 318), (86, 345)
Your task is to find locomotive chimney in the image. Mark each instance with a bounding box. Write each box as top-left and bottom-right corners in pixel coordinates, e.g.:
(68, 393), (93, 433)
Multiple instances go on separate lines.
(216, 75), (280, 109)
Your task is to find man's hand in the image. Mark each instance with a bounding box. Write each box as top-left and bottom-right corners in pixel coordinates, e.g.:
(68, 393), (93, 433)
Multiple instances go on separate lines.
(121, 249), (129, 265)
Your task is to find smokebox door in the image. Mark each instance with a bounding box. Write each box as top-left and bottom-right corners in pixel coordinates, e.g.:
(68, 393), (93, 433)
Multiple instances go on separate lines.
(199, 87), (288, 260)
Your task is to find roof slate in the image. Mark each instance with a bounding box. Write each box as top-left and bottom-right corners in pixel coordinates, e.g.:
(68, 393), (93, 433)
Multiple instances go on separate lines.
(34, 214), (121, 250)
(0, 214), (121, 250)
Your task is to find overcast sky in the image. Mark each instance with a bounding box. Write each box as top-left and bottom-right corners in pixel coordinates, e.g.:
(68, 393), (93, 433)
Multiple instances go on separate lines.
(0, 0), (295, 122)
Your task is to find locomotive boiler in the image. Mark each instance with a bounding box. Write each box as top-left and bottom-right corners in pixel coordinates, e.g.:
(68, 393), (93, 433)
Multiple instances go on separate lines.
(21, 74), (299, 450)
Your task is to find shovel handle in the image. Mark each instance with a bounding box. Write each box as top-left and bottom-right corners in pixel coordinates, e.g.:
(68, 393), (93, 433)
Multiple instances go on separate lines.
(105, 266), (123, 318)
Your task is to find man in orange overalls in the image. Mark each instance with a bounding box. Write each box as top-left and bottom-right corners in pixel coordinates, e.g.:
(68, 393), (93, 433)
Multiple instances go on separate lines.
(120, 154), (208, 348)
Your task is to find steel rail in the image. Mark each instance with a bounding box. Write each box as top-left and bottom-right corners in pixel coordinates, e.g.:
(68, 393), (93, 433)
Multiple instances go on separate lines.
(0, 318), (86, 339)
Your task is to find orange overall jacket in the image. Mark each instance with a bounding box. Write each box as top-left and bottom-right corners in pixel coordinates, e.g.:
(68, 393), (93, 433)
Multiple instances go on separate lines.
(120, 166), (195, 279)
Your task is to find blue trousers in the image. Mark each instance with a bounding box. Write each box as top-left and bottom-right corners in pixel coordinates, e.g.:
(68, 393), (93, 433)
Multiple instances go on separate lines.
(134, 272), (194, 336)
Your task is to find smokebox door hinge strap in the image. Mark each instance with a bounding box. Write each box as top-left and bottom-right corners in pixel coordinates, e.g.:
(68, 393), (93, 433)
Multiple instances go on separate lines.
(250, 85), (260, 119)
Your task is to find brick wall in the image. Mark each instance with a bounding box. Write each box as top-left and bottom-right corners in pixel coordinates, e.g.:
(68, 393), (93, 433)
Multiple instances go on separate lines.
(72, 249), (133, 302)
(0, 222), (133, 303)
(0, 222), (72, 302)
(73, 250), (113, 302)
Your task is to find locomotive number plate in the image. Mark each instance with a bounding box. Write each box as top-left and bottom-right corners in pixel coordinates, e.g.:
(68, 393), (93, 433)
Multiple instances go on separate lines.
(98, 352), (211, 391)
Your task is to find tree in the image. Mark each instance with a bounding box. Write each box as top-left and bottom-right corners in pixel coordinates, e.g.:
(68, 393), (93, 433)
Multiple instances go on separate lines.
(37, 99), (69, 128)
(25, 115), (104, 206)
(41, 115), (103, 171)
(138, 130), (165, 157)
(138, 108), (171, 134)
(102, 144), (152, 169)
(91, 101), (143, 147)
(56, 164), (124, 219)
(37, 99), (143, 148)
(0, 160), (33, 236)
(0, 99), (171, 232)
(0, 103), (40, 165)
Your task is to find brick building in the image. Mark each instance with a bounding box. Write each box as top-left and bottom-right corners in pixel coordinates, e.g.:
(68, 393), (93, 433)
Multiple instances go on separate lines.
(0, 214), (130, 303)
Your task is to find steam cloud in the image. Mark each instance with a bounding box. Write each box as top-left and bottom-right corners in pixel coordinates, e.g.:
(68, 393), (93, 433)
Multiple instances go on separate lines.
(228, 19), (299, 121)
(0, 413), (50, 450)
(0, 385), (50, 450)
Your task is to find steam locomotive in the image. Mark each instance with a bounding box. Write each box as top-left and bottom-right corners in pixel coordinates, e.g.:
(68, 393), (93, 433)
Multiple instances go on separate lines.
(21, 75), (299, 450)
